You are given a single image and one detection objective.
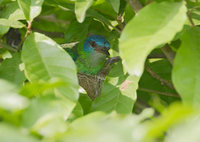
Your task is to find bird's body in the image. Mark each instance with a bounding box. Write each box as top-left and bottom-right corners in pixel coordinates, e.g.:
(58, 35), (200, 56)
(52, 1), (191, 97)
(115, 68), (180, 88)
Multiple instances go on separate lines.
(66, 35), (110, 75)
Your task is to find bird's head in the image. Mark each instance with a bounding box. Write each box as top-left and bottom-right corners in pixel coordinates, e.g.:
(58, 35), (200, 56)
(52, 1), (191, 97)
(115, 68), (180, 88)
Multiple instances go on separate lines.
(83, 35), (110, 56)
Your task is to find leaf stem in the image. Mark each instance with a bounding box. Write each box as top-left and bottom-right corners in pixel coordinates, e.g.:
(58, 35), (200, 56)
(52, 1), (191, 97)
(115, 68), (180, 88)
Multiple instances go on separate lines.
(187, 11), (195, 27)
(138, 87), (180, 98)
(18, 21), (32, 51)
(117, 14), (125, 30)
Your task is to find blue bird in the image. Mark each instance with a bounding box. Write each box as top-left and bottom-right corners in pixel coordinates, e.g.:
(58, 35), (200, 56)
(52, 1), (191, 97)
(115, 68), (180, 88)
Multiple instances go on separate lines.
(66, 35), (110, 74)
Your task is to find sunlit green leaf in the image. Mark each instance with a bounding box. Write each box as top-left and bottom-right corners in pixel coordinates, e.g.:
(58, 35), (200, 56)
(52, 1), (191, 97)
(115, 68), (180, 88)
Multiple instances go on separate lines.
(0, 1), (25, 21)
(0, 25), (9, 35)
(75, 0), (94, 23)
(20, 80), (66, 98)
(0, 18), (25, 28)
(22, 32), (78, 100)
(22, 95), (69, 137)
(58, 110), (153, 142)
(21, 32), (79, 120)
(144, 103), (194, 141)
(17, 0), (44, 21)
(91, 79), (137, 114)
(119, 1), (186, 77)
(0, 123), (39, 142)
(165, 116), (200, 142)
(0, 79), (29, 111)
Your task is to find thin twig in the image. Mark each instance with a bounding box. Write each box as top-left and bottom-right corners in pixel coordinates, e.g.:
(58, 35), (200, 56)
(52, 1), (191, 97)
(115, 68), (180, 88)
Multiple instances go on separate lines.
(145, 64), (175, 90)
(161, 44), (175, 65)
(117, 14), (125, 30)
(138, 87), (180, 98)
(18, 21), (32, 51)
(187, 11), (195, 27)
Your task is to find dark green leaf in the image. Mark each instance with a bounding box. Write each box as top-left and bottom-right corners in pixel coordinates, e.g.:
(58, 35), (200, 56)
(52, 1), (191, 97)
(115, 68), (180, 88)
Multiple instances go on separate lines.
(107, 0), (120, 13)
(0, 53), (26, 86)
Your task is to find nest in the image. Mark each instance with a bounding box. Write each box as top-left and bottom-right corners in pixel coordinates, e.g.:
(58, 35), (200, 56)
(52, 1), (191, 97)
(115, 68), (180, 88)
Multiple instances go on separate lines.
(78, 56), (121, 100)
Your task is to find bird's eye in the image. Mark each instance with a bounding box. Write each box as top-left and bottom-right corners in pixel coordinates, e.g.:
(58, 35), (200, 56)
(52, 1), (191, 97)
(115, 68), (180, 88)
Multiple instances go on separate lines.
(89, 41), (96, 48)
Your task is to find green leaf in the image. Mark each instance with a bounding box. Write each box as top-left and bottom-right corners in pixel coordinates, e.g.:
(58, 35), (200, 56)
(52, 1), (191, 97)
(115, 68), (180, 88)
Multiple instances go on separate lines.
(107, 0), (120, 13)
(92, 0), (117, 19)
(0, 25), (9, 35)
(0, 18), (25, 28)
(68, 102), (83, 121)
(17, 0), (44, 22)
(21, 32), (79, 117)
(87, 9), (112, 28)
(165, 116), (200, 142)
(79, 93), (92, 114)
(0, 79), (29, 111)
(75, 0), (94, 23)
(0, 2), (25, 33)
(0, 123), (39, 142)
(172, 27), (200, 104)
(20, 80), (67, 98)
(91, 77), (137, 114)
(144, 103), (195, 141)
(119, 1), (186, 77)
(0, 1), (25, 21)
(0, 53), (26, 87)
(58, 110), (153, 142)
(124, 4), (135, 23)
(22, 95), (69, 137)
(65, 20), (89, 42)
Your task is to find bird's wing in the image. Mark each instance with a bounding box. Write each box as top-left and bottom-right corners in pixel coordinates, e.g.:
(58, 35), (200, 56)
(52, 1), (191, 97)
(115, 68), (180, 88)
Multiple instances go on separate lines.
(65, 46), (79, 61)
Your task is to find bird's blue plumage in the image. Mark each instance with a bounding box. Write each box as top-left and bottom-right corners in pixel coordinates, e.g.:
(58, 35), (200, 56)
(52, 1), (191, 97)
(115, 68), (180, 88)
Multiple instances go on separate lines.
(66, 35), (110, 74)
(83, 35), (110, 52)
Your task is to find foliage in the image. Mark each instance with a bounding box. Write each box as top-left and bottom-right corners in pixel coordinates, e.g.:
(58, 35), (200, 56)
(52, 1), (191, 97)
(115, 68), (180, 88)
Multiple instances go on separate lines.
(0, 0), (200, 141)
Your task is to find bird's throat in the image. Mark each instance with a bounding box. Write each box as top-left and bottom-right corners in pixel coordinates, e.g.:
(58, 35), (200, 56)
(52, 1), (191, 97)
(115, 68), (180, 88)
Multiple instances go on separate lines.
(89, 52), (107, 67)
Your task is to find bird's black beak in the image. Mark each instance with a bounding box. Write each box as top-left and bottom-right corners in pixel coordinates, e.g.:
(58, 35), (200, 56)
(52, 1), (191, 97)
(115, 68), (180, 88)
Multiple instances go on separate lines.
(101, 47), (110, 56)
(91, 42), (110, 56)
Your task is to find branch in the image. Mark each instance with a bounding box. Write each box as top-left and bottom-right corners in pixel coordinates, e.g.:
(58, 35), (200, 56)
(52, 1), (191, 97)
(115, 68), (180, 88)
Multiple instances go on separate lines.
(145, 64), (175, 90)
(138, 87), (180, 98)
(161, 44), (175, 65)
